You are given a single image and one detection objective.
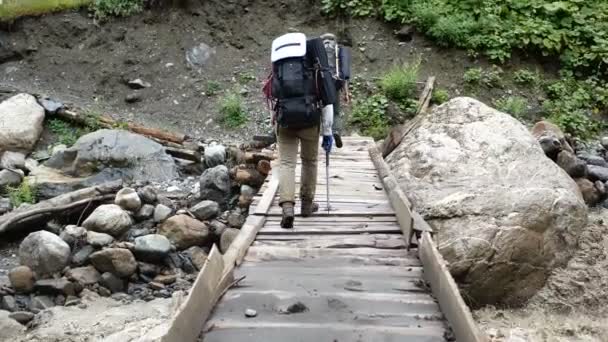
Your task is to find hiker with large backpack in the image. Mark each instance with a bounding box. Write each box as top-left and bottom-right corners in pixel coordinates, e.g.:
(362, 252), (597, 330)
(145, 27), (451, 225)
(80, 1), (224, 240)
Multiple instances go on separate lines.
(263, 32), (337, 228)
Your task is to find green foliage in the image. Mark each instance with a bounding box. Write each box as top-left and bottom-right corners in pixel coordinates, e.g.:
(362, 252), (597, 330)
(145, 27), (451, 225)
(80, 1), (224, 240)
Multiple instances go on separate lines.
(379, 59), (420, 102)
(238, 72), (256, 84)
(92, 0), (143, 19)
(463, 66), (502, 88)
(48, 119), (80, 146)
(431, 88), (449, 104)
(219, 92), (247, 128)
(494, 96), (529, 119)
(463, 68), (482, 85)
(206, 81), (221, 96)
(349, 94), (390, 140)
(7, 181), (37, 208)
(513, 69), (539, 86)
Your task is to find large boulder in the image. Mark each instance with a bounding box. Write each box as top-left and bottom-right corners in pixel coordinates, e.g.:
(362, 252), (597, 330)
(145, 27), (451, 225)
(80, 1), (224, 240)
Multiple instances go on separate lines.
(157, 215), (210, 250)
(82, 204), (133, 237)
(19, 231), (71, 277)
(0, 93), (45, 153)
(44, 129), (178, 182)
(386, 97), (587, 306)
(199, 165), (231, 208)
(90, 248), (138, 278)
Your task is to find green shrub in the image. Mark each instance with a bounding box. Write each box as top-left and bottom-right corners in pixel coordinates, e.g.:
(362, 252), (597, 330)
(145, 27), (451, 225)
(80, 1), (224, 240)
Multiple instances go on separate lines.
(349, 94), (390, 140)
(238, 72), (256, 84)
(494, 96), (529, 119)
(8, 181), (37, 208)
(463, 67), (502, 88)
(432, 88), (449, 104)
(206, 81), (221, 96)
(48, 119), (80, 146)
(463, 68), (482, 85)
(219, 93), (247, 128)
(92, 0), (143, 19)
(379, 59), (420, 102)
(513, 69), (539, 86)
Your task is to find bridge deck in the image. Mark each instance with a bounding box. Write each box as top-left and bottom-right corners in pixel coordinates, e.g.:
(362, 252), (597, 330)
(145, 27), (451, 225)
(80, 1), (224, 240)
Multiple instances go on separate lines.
(202, 137), (449, 341)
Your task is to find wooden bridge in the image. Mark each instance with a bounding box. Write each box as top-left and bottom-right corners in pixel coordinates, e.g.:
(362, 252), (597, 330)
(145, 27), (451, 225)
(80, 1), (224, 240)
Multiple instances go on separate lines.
(154, 136), (486, 342)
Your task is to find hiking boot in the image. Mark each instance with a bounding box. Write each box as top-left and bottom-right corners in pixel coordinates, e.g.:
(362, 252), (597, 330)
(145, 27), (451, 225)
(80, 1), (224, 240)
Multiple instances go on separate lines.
(301, 201), (319, 217)
(280, 202), (295, 229)
(333, 133), (343, 148)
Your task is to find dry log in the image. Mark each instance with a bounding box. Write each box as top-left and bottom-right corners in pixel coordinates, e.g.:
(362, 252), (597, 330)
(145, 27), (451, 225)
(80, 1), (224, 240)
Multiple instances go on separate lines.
(0, 180), (122, 234)
(231, 167), (265, 187)
(165, 146), (202, 163)
(245, 151), (276, 164)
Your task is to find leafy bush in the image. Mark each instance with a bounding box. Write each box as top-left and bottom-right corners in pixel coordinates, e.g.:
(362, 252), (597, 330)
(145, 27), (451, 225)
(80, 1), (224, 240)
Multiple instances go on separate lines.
(494, 96), (529, 119)
(8, 181), (37, 208)
(463, 68), (482, 85)
(379, 59), (420, 102)
(48, 119), (80, 146)
(432, 88), (449, 104)
(219, 93), (247, 128)
(92, 0), (143, 19)
(513, 69), (539, 86)
(463, 66), (502, 88)
(349, 94), (390, 140)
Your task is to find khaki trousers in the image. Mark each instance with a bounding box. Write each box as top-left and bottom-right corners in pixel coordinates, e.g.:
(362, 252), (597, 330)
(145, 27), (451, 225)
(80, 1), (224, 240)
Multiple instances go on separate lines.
(277, 125), (319, 205)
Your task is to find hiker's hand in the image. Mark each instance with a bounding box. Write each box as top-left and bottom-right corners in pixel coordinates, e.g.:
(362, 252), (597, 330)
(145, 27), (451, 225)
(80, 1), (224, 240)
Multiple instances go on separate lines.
(322, 135), (333, 153)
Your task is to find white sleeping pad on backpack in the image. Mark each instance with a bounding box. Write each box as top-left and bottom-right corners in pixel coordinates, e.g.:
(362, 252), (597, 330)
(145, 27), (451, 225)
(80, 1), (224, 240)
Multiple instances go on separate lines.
(271, 33), (307, 62)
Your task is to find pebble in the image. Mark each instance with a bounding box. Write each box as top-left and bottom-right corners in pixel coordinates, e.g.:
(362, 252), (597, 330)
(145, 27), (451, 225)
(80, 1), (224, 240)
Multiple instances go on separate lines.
(244, 308), (257, 318)
(148, 282), (165, 290)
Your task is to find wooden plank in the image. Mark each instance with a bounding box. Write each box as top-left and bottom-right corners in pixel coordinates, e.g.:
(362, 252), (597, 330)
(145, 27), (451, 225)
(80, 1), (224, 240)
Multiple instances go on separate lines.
(223, 215), (265, 267)
(160, 246), (229, 342)
(245, 246), (409, 259)
(419, 232), (487, 342)
(265, 216), (398, 223)
(266, 209), (395, 217)
(252, 235), (406, 249)
(253, 178), (278, 216)
(236, 261), (423, 277)
(259, 225), (402, 235)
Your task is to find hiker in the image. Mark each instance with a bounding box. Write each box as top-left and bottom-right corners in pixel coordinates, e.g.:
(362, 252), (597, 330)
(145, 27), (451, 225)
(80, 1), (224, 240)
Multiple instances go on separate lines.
(321, 33), (345, 148)
(264, 33), (337, 228)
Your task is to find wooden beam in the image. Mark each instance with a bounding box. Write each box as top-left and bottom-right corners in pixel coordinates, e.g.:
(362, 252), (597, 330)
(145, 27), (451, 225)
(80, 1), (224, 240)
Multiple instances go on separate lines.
(416, 76), (436, 116)
(223, 215), (265, 267)
(253, 178), (279, 215)
(419, 232), (487, 342)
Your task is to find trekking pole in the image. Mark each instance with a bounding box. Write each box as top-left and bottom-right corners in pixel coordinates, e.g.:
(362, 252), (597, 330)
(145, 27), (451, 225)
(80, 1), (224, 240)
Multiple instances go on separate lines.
(326, 150), (330, 214)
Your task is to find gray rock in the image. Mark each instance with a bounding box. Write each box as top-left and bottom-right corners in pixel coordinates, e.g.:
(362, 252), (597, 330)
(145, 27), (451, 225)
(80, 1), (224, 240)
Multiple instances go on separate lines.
(220, 228), (240, 253)
(0, 310), (26, 339)
(8, 266), (35, 293)
(0, 151), (26, 170)
(66, 266), (101, 286)
(556, 151), (587, 178)
(190, 200), (220, 221)
(55, 294), (66, 306)
(65, 295), (81, 306)
(395, 25), (414, 41)
(204, 144), (226, 168)
(240, 185), (255, 198)
(0, 169), (23, 188)
(51, 144), (68, 156)
(1, 295), (16, 312)
(24, 158), (38, 173)
(115, 187), (142, 212)
(134, 234), (172, 262)
(128, 78), (151, 89)
(156, 195), (174, 208)
(596, 181), (606, 196)
(0, 197), (12, 215)
(38, 97), (64, 114)
(44, 129), (178, 183)
(575, 178), (601, 206)
(209, 220), (228, 237)
(582, 155), (608, 168)
(601, 137), (608, 150)
(98, 287), (112, 297)
(588, 165), (608, 182)
(9, 311), (34, 324)
(183, 246), (208, 270)
(90, 248), (138, 278)
(386, 97), (587, 306)
(138, 262), (160, 277)
(153, 204), (173, 223)
(60, 225), (87, 247)
(19, 231), (71, 277)
(71, 245), (95, 266)
(186, 42), (216, 69)
(86, 231), (115, 247)
(158, 215), (211, 250)
(100, 272), (125, 293)
(227, 210), (246, 228)
(244, 308), (257, 318)
(138, 185), (157, 204)
(34, 278), (76, 296)
(0, 93), (45, 153)
(30, 295), (54, 311)
(199, 165), (231, 208)
(125, 93), (142, 103)
(83, 204), (133, 237)
(134, 204), (155, 221)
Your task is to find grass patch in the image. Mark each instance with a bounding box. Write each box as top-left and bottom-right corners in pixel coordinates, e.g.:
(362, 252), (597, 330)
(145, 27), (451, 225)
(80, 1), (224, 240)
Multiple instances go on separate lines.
(206, 81), (221, 96)
(463, 68), (482, 85)
(238, 72), (256, 84)
(513, 69), (539, 86)
(349, 94), (390, 140)
(48, 119), (81, 146)
(0, 0), (91, 20)
(219, 92), (247, 128)
(431, 88), (449, 105)
(379, 59), (420, 103)
(494, 96), (529, 119)
(7, 181), (37, 208)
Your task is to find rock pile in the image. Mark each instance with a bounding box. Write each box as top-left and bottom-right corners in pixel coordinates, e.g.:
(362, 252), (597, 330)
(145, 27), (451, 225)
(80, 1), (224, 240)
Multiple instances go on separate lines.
(532, 121), (608, 208)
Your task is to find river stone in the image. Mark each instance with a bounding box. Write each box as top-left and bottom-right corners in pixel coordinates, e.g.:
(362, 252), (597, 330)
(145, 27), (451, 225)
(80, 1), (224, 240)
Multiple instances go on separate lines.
(556, 151), (587, 178)
(34, 278), (76, 296)
(581, 155), (608, 168)
(153, 204), (173, 223)
(220, 228), (240, 253)
(86, 231), (115, 247)
(0, 151), (26, 170)
(183, 246), (208, 270)
(9, 311), (34, 324)
(135, 204), (155, 221)
(0, 197), (12, 215)
(1, 296), (16, 312)
(575, 178), (601, 206)
(0, 93), (45, 153)
(90, 248), (138, 278)
(138, 185), (158, 204)
(66, 266), (101, 286)
(158, 215), (210, 250)
(30, 295), (54, 311)
(199, 165), (230, 208)
(587, 165), (608, 182)
(134, 234), (172, 262)
(8, 266), (35, 293)
(386, 97), (588, 306)
(100, 272), (125, 293)
(71, 245), (95, 267)
(190, 200), (220, 221)
(44, 129), (178, 183)
(0, 310), (26, 339)
(82, 204), (133, 237)
(186, 42), (216, 69)
(204, 144), (226, 168)
(0, 169), (23, 188)
(19, 231), (71, 278)
(531, 120), (574, 155)
(60, 225), (87, 248)
(115, 187), (142, 212)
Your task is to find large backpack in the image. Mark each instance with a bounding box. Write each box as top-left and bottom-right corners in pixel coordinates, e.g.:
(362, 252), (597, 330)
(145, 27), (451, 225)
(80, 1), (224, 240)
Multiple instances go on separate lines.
(268, 33), (336, 129)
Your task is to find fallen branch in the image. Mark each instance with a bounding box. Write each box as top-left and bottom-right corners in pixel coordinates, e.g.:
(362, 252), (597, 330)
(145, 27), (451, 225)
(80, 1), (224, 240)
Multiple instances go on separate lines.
(0, 180), (122, 234)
